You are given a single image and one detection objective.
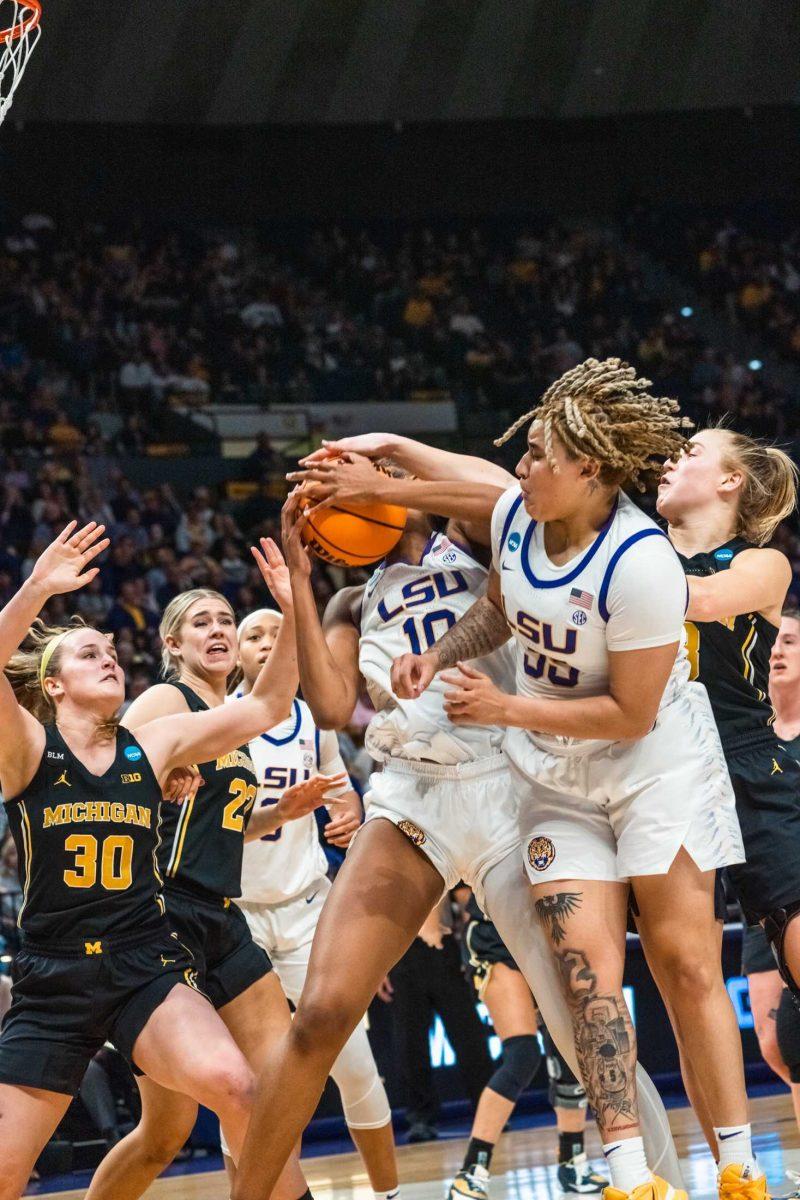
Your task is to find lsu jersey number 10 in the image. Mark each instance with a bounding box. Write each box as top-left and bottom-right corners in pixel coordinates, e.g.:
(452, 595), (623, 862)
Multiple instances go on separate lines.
(491, 486), (689, 754)
(359, 532), (516, 765)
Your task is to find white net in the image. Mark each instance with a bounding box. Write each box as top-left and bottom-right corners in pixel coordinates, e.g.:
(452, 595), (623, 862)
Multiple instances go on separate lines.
(0, 0), (41, 125)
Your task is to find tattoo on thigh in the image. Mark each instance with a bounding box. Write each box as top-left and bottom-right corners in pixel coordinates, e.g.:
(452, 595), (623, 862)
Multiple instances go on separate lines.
(556, 947), (638, 1133)
(535, 892), (582, 945)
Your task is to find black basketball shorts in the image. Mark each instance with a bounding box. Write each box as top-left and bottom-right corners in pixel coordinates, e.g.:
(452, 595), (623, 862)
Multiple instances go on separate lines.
(164, 885), (271, 1010)
(0, 927), (196, 1096)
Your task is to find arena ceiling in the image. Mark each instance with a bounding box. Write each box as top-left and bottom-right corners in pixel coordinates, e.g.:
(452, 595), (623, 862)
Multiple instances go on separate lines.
(12, 0), (800, 126)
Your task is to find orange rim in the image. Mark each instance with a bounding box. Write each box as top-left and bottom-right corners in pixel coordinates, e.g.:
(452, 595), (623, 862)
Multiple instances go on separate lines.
(0, 1), (41, 45)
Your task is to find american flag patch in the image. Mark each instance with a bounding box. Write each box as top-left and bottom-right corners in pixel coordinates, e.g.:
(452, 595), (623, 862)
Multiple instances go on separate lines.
(569, 588), (593, 611)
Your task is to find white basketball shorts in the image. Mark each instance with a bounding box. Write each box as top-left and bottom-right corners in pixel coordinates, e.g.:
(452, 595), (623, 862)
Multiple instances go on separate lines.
(362, 754), (519, 909)
(508, 682), (745, 885)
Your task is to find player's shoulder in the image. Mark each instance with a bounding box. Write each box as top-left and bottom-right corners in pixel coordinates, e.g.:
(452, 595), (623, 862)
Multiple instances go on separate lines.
(322, 585), (364, 631)
(121, 681), (188, 729)
(491, 483), (525, 550)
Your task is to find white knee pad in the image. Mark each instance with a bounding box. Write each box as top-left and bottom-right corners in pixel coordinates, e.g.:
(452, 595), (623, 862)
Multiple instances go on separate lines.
(329, 1021), (391, 1130)
(482, 851), (684, 1190)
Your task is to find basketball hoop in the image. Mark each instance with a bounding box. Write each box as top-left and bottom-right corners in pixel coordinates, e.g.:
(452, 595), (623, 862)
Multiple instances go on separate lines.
(0, 0), (41, 125)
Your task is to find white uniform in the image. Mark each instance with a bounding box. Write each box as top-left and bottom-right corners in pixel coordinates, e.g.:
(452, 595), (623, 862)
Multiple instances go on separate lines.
(219, 693), (391, 1136)
(359, 531), (519, 906)
(492, 485), (745, 884)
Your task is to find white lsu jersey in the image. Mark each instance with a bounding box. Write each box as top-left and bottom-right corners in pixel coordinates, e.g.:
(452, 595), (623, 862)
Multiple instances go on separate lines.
(360, 531), (516, 764)
(492, 485), (689, 755)
(226, 693), (347, 905)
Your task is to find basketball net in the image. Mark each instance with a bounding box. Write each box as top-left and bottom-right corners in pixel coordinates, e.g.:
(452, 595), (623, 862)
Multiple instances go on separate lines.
(0, 0), (41, 125)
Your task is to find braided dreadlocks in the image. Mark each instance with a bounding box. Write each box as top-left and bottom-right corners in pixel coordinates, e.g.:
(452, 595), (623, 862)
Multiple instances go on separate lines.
(495, 358), (693, 491)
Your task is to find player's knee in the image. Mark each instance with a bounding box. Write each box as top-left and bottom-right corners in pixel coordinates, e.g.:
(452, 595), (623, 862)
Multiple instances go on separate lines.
(654, 945), (719, 1001)
(293, 989), (356, 1057)
(199, 1054), (255, 1118)
(777, 988), (800, 1083)
(544, 1035), (588, 1110)
(487, 1035), (541, 1103)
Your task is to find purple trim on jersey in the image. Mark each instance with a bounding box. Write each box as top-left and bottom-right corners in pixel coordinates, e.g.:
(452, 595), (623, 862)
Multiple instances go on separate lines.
(314, 726), (321, 769)
(259, 698), (303, 746)
(520, 495), (619, 590)
(597, 529), (669, 622)
(498, 491), (525, 556)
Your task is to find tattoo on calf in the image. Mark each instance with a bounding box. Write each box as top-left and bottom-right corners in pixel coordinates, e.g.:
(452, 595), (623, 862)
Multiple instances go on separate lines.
(556, 948), (638, 1134)
(535, 892), (582, 945)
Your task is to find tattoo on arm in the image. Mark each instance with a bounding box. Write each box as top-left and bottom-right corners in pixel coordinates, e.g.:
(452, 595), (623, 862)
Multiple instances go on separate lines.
(768, 1008), (779, 1020)
(432, 595), (510, 668)
(535, 892), (583, 945)
(556, 947), (639, 1135)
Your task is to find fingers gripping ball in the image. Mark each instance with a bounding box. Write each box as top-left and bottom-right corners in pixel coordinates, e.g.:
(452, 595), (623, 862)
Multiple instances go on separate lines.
(300, 497), (407, 568)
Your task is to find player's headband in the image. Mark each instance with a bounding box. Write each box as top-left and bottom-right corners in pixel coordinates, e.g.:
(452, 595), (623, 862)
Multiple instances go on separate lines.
(39, 630), (75, 693)
(236, 608), (283, 641)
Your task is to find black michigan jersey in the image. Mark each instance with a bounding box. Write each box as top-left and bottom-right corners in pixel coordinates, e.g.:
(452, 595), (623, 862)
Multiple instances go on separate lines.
(157, 682), (257, 900)
(4, 724), (167, 947)
(679, 538), (777, 753)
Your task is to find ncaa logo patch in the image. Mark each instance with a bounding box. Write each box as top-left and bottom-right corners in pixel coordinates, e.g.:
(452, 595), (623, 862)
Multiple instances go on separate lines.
(124, 745), (143, 762)
(528, 835), (556, 872)
(397, 819), (427, 847)
(572, 609), (587, 626)
(714, 547), (734, 563)
(507, 532), (521, 552)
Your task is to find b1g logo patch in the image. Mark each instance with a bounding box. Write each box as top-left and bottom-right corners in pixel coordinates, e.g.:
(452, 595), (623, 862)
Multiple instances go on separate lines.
(397, 819), (427, 847)
(528, 835), (556, 872)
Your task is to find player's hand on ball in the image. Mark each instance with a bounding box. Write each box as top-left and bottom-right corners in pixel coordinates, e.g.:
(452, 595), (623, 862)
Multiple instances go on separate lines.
(276, 772), (348, 825)
(251, 537), (292, 612)
(280, 490), (312, 578)
(324, 792), (363, 848)
(161, 765), (203, 806)
(442, 663), (511, 726)
(391, 650), (439, 699)
(286, 452), (389, 511)
(29, 521), (110, 597)
(299, 433), (393, 466)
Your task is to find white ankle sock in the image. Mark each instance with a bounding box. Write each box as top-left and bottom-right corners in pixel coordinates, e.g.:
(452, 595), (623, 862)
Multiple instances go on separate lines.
(714, 1124), (756, 1173)
(602, 1136), (650, 1192)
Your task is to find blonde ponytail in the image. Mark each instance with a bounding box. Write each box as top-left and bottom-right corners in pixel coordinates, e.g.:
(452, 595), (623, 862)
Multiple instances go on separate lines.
(720, 432), (799, 545)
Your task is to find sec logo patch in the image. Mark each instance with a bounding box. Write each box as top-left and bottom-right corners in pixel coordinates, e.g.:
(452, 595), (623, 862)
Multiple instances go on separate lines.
(528, 835), (556, 872)
(572, 609), (587, 626)
(397, 819), (427, 847)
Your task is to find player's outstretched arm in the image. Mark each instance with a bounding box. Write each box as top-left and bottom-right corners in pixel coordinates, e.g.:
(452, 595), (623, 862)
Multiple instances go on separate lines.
(289, 451), (505, 528)
(391, 568), (511, 699)
(282, 491), (363, 729)
(0, 522), (110, 796)
(686, 547), (791, 624)
(300, 433), (514, 488)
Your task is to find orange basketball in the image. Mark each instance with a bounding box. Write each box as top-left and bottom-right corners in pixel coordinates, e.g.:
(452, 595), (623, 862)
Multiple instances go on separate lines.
(301, 498), (407, 567)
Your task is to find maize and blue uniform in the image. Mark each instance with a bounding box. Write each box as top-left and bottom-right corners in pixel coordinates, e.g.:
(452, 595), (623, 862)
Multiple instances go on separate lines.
(680, 540), (800, 926)
(492, 486), (744, 884)
(358, 531), (519, 908)
(0, 725), (196, 1095)
(157, 682), (271, 1009)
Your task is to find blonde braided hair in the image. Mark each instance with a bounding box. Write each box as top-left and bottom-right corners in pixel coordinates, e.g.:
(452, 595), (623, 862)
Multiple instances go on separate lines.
(495, 357), (693, 490)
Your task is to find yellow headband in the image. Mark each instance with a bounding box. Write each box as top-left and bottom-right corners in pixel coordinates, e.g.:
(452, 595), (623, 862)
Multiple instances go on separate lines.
(39, 630), (74, 693)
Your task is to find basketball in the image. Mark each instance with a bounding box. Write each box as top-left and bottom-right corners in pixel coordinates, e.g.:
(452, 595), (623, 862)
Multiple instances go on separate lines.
(301, 498), (407, 567)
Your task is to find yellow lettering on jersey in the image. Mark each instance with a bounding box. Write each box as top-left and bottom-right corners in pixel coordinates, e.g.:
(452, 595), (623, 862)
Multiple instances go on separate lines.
(137, 806), (151, 828)
(84, 802), (101, 822)
(121, 772), (142, 784)
(72, 802), (86, 821)
(111, 803), (125, 822)
(84, 941), (103, 955)
(43, 804), (69, 828)
(215, 750), (254, 773)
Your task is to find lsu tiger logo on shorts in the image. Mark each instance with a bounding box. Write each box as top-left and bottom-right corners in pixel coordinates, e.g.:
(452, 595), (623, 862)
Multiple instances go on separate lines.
(528, 835), (556, 872)
(397, 819), (427, 847)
